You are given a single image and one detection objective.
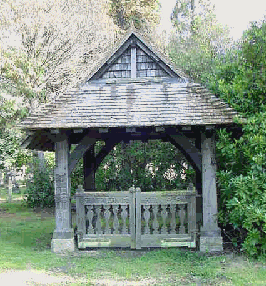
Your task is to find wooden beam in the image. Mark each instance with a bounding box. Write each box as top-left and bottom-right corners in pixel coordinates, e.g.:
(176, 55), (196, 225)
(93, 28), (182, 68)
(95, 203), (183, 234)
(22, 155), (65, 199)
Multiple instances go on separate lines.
(131, 45), (137, 78)
(68, 134), (97, 174)
(83, 144), (96, 191)
(95, 138), (121, 170)
(168, 133), (202, 173)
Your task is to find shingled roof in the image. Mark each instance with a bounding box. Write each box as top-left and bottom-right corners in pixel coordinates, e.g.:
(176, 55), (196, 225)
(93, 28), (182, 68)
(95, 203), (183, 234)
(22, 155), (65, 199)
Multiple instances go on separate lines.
(20, 31), (237, 131)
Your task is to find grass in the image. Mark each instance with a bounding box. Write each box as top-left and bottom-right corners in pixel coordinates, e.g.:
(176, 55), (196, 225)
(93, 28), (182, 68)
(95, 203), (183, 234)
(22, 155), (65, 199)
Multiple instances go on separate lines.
(0, 201), (266, 285)
(0, 186), (26, 201)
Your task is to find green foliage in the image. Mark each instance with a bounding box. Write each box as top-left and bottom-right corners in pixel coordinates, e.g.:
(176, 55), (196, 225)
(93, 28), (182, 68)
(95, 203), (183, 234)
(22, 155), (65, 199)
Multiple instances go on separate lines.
(108, 0), (160, 30)
(25, 156), (54, 208)
(170, 6), (266, 256)
(94, 140), (194, 192)
(71, 159), (83, 195)
(0, 128), (29, 170)
(169, 0), (232, 81)
(202, 20), (266, 256)
(217, 113), (266, 256)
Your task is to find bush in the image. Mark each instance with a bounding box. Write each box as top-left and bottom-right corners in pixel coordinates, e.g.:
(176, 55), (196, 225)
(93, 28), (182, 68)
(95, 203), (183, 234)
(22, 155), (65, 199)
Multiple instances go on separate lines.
(25, 156), (54, 208)
(217, 113), (266, 256)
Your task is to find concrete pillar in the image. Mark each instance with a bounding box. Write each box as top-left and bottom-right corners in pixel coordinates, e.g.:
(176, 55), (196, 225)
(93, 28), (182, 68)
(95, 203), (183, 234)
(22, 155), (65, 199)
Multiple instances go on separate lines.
(200, 131), (223, 252)
(51, 137), (74, 253)
(83, 145), (95, 191)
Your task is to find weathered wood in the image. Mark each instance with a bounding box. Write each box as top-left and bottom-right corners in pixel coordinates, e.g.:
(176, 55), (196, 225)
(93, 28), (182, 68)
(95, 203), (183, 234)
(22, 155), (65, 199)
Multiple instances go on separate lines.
(95, 205), (102, 234)
(76, 188), (197, 249)
(87, 205), (94, 234)
(143, 205), (150, 235)
(83, 144), (96, 191)
(52, 137), (74, 253)
(170, 205), (176, 234)
(161, 205), (168, 234)
(104, 206), (111, 234)
(168, 134), (201, 173)
(200, 132), (223, 252)
(69, 134), (96, 174)
(152, 205), (159, 235)
(95, 138), (120, 170)
(121, 205), (128, 234)
(113, 205), (120, 234)
(131, 46), (137, 78)
(76, 186), (86, 237)
(135, 187), (141, 249)
(130, 187), (136, 249)
(179, 205), (186, 234)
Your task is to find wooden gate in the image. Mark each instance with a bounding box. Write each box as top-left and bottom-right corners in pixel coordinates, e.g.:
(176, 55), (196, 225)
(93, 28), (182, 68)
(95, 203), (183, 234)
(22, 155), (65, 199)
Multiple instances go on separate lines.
(75, 186), (197, 249)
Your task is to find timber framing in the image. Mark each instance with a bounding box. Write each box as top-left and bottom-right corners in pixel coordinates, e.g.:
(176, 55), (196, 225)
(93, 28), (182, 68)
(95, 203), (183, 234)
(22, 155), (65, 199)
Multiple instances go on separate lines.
(19, 29), (241, 253)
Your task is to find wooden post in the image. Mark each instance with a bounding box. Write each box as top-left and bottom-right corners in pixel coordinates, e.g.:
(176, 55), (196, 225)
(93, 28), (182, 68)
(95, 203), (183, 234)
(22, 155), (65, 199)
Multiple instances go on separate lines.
(130, 186), (136, 249)
(131, 44), (137, 78)
(200, 131), (223, 252)
(83, 144), (95, 191)
(135, 187), (141, 249)
(76, 185), (86, 240)
(51, 135), (74, 253)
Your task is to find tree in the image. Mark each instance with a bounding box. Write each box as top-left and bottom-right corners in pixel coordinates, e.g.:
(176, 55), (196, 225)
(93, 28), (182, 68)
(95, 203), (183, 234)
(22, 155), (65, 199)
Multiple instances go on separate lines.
(168, 0), (232, 81)
(204, 19), (266, 256)
(108, 0), (161, 31)
(0, 0), (120, 107)
(0, 0), (120, 182)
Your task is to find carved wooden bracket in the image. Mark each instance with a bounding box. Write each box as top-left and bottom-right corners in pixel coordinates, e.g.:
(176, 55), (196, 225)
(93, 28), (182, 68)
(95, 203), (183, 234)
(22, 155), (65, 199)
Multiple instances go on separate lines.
(68, 134), (97, 174)
(168, 133), (202, 173)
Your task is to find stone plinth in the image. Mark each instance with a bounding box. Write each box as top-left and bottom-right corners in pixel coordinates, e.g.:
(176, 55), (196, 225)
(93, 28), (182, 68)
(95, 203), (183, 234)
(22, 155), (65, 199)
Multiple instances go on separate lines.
(51, 238), (75, 253)
(200, 236), (223, 252)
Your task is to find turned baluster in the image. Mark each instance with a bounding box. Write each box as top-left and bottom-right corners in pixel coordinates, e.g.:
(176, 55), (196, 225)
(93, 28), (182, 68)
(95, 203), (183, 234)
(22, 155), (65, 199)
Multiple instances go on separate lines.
(87, 205), (94, 234)
(95, 205), (102, 234)
(143, 205), (151, 234)
(121, 205), (128, 234)
(104, 205), (111, 234)
(161, 205), (168, 234)
(152, 205), (159, 234)
(179, 204), (186, 234)
(113, 205), (120, 234)
(170, 204), (177, 234)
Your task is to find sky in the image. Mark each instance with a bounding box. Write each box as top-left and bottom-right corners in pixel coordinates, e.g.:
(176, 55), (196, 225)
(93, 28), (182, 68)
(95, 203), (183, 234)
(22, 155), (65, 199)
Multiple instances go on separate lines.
(159, 0), (266, 40)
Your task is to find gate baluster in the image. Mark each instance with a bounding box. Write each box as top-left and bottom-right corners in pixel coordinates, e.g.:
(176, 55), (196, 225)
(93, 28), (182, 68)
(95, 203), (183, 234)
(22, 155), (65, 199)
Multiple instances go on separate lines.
(104, 206), (111, 234)
(161, 205), (168, 234)
(170, 204), (177, 234)
(121, 205), (128, 234)
(95, 205), (102, 234)
(179, 204), (186, 234)
(143, 205), (150, 234)
(87, 205), (94, 234)
(152, 205), (159, 234)
(113, 205), (120, 234)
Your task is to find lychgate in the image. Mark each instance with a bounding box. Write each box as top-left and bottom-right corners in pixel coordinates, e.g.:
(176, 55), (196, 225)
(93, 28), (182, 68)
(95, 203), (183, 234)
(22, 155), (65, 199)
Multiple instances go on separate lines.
(19, 29), (240, 253)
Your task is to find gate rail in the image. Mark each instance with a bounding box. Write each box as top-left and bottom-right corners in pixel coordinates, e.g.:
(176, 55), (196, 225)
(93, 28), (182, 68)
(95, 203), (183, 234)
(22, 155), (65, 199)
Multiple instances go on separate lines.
(75, 186), (197, 249)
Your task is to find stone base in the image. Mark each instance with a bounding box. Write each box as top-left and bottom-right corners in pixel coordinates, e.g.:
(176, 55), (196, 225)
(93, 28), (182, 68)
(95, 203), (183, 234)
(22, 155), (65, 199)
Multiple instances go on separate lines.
(200, 236), (223, 253)
(51, 238), (75, 253)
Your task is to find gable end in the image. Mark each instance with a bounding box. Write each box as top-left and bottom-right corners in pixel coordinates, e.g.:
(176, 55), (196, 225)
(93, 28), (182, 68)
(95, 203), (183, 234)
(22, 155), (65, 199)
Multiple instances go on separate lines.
(89, 33), (182, 81)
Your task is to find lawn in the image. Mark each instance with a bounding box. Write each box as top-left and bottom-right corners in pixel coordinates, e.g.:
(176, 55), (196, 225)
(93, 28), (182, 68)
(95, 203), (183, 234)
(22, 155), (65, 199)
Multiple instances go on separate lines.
(0, 201), (266, 285)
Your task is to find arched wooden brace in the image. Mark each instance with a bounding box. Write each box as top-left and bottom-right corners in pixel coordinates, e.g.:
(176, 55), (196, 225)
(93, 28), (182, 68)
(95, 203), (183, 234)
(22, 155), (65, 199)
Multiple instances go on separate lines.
(83, 138), (122, 191)
(68, 134), (97, 174)
(167, 133), (202, 174)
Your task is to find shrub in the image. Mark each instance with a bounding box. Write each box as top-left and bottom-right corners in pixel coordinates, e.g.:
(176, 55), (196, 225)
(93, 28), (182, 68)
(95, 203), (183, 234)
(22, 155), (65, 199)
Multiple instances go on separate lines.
(25, 156), (54, 208)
